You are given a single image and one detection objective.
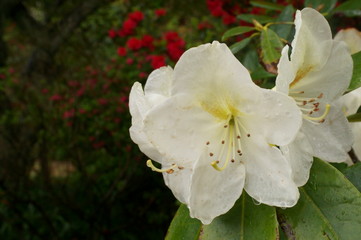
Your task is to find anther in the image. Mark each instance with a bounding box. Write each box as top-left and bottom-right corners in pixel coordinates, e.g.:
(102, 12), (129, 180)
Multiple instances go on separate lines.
(237, 135), (240, 139)
(317, 93), (323, 98)
(231, 159), (235, 163)
(224, 125), (228, 128)
(221, 140), (225, 144)
(206, 141), (210, 145)
(247, 134), (251, 137)
(146, 160), (177, 173)
(209, 153), (214, 157)
(303, 104), (331, 122)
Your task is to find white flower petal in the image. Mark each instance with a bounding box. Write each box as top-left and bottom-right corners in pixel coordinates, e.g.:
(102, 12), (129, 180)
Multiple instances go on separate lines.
(276, 46), (296, 94)
(172, 41), (254, 99)
(281, 131), (313, 186)
(243, 135), (299, 208)
(302, 104), (353, 162)
(291, 8), (332, 72)
(144, 94), (224, 167)
(241, 89), (302, 146)
(351, 123), (361, 159)
(188, 151), (246, 225)
(341, 87), (361, 115)
(334, 28), (361, 54)
(144, 66), (173, 96)
(129, 82), (163, 162)
(163, 167), (193, 205)
(289, 40), (352, 102)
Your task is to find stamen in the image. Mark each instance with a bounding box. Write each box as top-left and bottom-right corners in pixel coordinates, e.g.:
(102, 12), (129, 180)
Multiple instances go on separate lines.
(303, 104), (331, 122)
(212, 123), (233, 171)
(146, 160), (177, 173)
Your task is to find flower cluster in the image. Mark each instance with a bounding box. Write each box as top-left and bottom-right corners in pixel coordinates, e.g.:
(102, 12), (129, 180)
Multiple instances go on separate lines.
(108, 8), (186, 75)
(129, 8), (356, 224)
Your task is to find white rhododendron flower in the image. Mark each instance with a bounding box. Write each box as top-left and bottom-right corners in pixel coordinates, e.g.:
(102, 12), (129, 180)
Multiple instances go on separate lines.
(341, 87), (361, 160)
(334, 28), (361, 54)
(275, 8), (353, 186)
(129, 41), (303, 224)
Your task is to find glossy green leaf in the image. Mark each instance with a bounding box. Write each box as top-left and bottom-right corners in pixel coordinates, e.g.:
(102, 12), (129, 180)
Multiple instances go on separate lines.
(342, 162), (361, 192)
(347, 112), (361, 122)
(165, 204), (202, 240)
(332, 0), (361, 17)
(237, 14), (274, 24)
(271, 5), (295, 41)
(201, 193), (278, 240)
(260, 28), (283, 64)
(222, 26), (255, 41)
(304, 0), (337, 13)
(348, 51), (361, 91)
(165, 192), (278, 240)
(250, 67), (276, 80)
(250, 1), (285, 11)
(278, 158), (361, 240)
(230, 37), (252, 54)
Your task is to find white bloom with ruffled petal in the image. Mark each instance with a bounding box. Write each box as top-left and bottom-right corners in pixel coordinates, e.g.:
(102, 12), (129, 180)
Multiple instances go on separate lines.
(334, 28), (361, 54)
(130, 41), (302, 224)
(341, 87), (361, 160)
(276, 8), (353, 186)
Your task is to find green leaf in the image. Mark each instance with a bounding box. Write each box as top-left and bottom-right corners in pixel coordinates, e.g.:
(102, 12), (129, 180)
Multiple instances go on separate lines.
(237, 14), (274, 24)
(165, 204), (202, 240)
(348, 51), (361, 91)
(260, 28), (284, 64)
(271, 5), (295, 41)
(278, 158), (361, 240)
(347, 112), (361, 122)
(250, 67), (276, 80)
(229, 37), (252, 54)
(201, 193), (278, 240)
(304, 0), (337, 13)
(165, 192), (278, 240)
(342, 162), (361, 192)
(250, 1), (285, 11)
(222, 26), (255, 41)
(332, 0), (361, 17)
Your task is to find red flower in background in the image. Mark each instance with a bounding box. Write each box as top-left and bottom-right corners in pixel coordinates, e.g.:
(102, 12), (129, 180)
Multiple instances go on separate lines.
(50, 94), (62, 101)
(128, 11), (144, 22)
(149, 55), (166, 69)
(119, 18), (137, 36)
(167, 42), (184, 61)
(155, 8), (167, 17)
(198, 22), (213, 30)
(126, 37), (142, 51)
(141, 34), (154, 50)
(164, 32), (185, 61)
(206, 0), (225, 17)
(117, 47), (127, 56)
(222, 13), (236, 25)
(63, 109), (75, 119)
(108, 29), (117, 38)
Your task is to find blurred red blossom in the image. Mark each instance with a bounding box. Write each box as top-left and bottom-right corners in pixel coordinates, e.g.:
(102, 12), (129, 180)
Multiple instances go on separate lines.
(108, 29), (117, 38)
(128, 11), (144, 22)
(141, 34), (154, 50)
(63, 109), (75, 119)
(155, 8), (167, 17)
(126, 37), (142, 51)
(50, 94), (62, 101)
(149, 55), (166, 69)
(117, 47), (127, 56)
